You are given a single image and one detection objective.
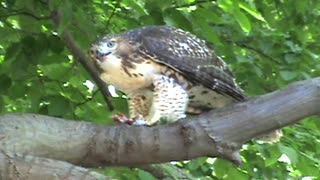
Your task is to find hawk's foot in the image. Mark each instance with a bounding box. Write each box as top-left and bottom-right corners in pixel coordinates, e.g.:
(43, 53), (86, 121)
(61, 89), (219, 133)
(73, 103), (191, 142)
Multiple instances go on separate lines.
(112, 114), (147, 126)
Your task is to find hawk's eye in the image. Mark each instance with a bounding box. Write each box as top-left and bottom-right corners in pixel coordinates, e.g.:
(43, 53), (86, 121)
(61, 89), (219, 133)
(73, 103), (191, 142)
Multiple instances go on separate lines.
(106, 41), (116, 48)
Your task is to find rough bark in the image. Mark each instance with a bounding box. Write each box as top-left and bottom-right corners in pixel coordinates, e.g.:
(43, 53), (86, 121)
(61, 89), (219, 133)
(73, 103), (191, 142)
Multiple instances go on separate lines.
(0, 151), (110, 180)
(0, 78), (319, 169)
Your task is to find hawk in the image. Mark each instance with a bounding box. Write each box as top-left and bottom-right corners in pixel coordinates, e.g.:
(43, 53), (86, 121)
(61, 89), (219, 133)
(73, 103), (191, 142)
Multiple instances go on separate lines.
(90, 26), (282, 142)
(90, 26), (245, 125)
(89, 26), (245, 125)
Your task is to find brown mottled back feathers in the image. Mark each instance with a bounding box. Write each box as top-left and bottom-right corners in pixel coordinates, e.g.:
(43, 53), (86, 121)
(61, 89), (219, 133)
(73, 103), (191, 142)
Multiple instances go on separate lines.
(123, 26), (245, 101)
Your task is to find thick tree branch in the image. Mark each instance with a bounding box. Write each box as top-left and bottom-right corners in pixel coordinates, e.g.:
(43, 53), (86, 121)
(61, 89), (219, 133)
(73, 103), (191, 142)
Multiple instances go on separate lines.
(0, 78), (319, 167)
(0, 151), (110, 180)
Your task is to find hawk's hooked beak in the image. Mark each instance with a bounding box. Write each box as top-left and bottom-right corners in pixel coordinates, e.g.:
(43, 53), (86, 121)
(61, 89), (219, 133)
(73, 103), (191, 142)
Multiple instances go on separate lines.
(90, 48), (111, 62)
(96, 51), (111, 62)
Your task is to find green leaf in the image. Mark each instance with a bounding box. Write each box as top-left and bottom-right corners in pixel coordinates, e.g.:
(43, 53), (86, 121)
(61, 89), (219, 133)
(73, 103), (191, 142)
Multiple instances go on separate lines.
(239, 2), (265, 22)
(227, 166), (249, 180)
(234, 10), (252, 33)
(44, 82), (62, 96)
(48, 35), (65, 53)
(5, 0), (16, 7)
(295, 1), (309, 13)
(15, 0), (39, 12)
(29, 96), (40, 112)
(159, 164), (193, 180)
(48, 0), (61, 10)
(75, 100), (113, 125)
(163, 9), (192, 30)
(257, 144), (282, 166)
(218, 0), (235, 13)
(279, 71), (298, 81)
(0, 27), (20, 43)
(0, 74), (12, 93)
(190, 11), (222, 45)
(57, 1), (73, 35)
(39, 54), (69, 65)
(69, 75), (85, 88)
(145, 0), (172, 11)
(296, 154), (319, 177)
(20, 35), (49, 64)
(8, 82), (27, 99)
(123, 0), (148, 18)
(214, 159), (231, 178)
(284, 54), (298, 64)
(187, 160), (201, 170)
(39, 63), (71, 80)
(18, 16), (41, 32)
(279, 144), (298, 165)
(0, 96), (3, 113)
(111, 97), (129, 115)
(4, 43), (22, 61)
(62, 86), (86, 104)
(47, 95), (71, 116)
(138, 170), (156, 180)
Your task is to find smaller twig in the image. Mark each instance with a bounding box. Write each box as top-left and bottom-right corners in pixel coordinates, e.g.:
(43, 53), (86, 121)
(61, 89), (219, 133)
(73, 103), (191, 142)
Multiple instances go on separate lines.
(0, 5), (51, 20)
(105, 0), (123, 29)
(0, 12), (51, 20)
(51, 10), (114, 111)
(236, 43), (281, 65)
(76, 90), (100, 107)
(170, 0), (217, 9)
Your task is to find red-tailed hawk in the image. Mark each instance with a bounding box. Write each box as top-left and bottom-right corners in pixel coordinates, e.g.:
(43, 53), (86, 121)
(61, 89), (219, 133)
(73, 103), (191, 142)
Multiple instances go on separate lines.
(90, 26), (282, 141)
(90, 26), (245, 125)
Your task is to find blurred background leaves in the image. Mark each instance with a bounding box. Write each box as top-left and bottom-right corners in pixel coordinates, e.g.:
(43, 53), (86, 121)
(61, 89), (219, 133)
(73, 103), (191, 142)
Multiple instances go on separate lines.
(0, 0), (319, 179)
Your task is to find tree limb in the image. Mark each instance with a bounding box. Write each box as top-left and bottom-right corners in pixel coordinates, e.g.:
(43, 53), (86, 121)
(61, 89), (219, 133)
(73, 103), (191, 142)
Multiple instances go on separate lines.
(0, 151), (110, 180)
(0, 78), (319, 168)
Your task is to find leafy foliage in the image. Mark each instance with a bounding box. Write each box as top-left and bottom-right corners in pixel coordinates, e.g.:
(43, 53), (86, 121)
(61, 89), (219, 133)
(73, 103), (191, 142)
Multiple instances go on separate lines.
(0, 0), (319, 179)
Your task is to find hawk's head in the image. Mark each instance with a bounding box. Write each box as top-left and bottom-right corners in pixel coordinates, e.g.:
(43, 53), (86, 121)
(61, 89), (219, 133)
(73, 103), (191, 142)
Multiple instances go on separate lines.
(89, 32), (160, 92)
(90, 33), (140, 74)
(89, 35), (123, 73)
(90, 35), (118, 62)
